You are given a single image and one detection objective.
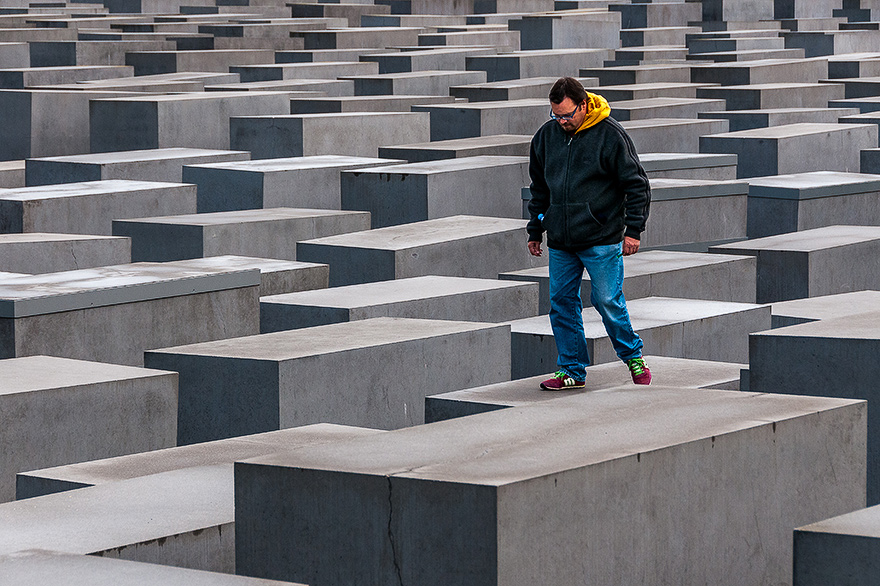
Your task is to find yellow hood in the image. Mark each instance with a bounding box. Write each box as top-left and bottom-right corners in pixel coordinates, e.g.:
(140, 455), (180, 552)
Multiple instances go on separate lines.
(575, 92), (611, 133)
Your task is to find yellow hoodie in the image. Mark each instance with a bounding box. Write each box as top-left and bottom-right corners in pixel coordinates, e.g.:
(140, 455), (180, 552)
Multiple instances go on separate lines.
(574, 92), (611, 134)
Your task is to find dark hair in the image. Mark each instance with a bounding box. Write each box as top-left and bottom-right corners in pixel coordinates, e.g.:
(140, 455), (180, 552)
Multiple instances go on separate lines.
(549, 77), (587, 105)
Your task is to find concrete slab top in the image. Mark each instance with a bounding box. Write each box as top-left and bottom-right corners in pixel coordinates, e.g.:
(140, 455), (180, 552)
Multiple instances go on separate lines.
(621, 117), (725, 130)
(298, 215), (526, 249)
(706, 122), (875, 139)
(639, 152), (738, 170)
(261, 275), (534, 308)
(706, 82), (840, 91)
(0, 355), (173, 396)
(0, 263), (260, 318)
(241, 111), (426, 121)
(117, 207), (369, 226)
(748, 171), (880, 199)
(711, 225), (880, 252)
(596, 82), (716, 92)
(185, 154), (399, 172)
(0, 465), (233, 556)
(0, 161), (24, 172)
(413, 98), (545, 111)
(29, 148), (249, 164)
(341, 69), (481, 80)
(0, 552), (304, 585)
(796, 504), (880, 538)
(343, 155), (527, 174)
(756, 310), (880, 340)
(650, 177), (749, 200)
(609, 96), (724, 108)
(242, 386), (859, 485)
(0, 180), (189, 202)
(149, 316), (503, 361)
(771, 291), (880, 322)
(387, 134), (531, 150)
(0, 233), (127, 243)
(93, 91), (293, 103)
(453, 78), (556, 89)
(168, 255), (326, 274)
(23, 423), (383, 488)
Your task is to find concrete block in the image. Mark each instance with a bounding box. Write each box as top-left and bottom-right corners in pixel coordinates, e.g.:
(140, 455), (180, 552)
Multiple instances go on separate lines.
(230, 111), (431, 159)
(418, 29), (520, 51)
(696, 82), (845, 110)
(26, 148), (250, 186)
(620, 25), (701, 48)
(594, 82), (715, 102)
(466, 49), (611, 82)
(449, 77), (561, 102)
(234, 386), (864, 586)
(125, 49), (274, 76)
(344, 69), (485, 96)
(821, 76), (880, 100)
(500, 249), (756, 313)
(0, 65), (132, 89)
(862, 148), (880, 173)
(146, 317), (511, 443)
(622, 117), (730, 153)
(378, 134), (530, 163)
(510, 296), (769, 377)
(90, 92), (292, 152)
(698, 106), (861, 132)
(783, 29), (880, 58)
(182, 155), (402, 212)
(827, 53), (880, 79)
(412, 98), (546, 141)
(43, 72), (240, 93)
(361, 46), (497, 74)
(746, 171), (880, 237)
(583, 63), (692, 86)
(639, 152), (738, 180)
(0, 180), (196, 236)
(113, 208), (371, 262)
(160, 256), (328, 297)
(710, 225), (880, 303)
(0, 263), (260, 365)
(340, 155), (528, 228)
(794, 505), (880, 586)
(230, 61), (378, 83)
(0, 233), (130, 274)
(831, 96), (880, 114)
(277, 48), (398, 65)
(294, 26), (422, 50)
(610, 97), (727, 122)
(297, 215), (547, 286)
(289, 94), (456, 113)
(748, 312), (880, 502)
(769, 290), (880, 328)
(260, 275), (538, 331)
(0, 42), (28, 69)
(426, 355), (747, 422)
(0, 355), (175, 503)
(702, 0), (775, 21)
(0, 552), (306, 586)
(691, 57), (829, 86)
(512, 11), (621, 50)
(290, 2), (391, 25)
(700, 123), (877, 178)
(29, 40), (175, 68)
(0, 160), (23, 188)
(610, 0), (701, 29)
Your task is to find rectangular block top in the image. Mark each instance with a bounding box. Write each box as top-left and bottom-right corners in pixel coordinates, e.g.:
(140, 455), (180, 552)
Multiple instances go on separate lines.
(298, 214), (526, 250)
(710, 225), (880, 253)
(382, 134), (531, 151)
(771, 291), (880, 323)
(747, 171), (880, 199)
(149, 316), (506, 361)
(0, 180), (189, 202)
(114, 207), (369, 227)
(0, 233), (128, 244)
(705, 122), (875, 139)
(343, 155), (527, 175)
(412, 98), (545, 111)
(29, 148), (250, 165)
(93, 90), (292, 103)
(650, 178), (749, 200)
(165, 255), (326, 276)
(754, 311), (880, 341)
(241, 386), (860, 485)
(0, 355), (173, 396)
(0, 263), (260, 318)
(261, 275), (533, 308)
(186, 154), (399, 172)
(639, 152), (738, 171)
(796, 504), (880, 538)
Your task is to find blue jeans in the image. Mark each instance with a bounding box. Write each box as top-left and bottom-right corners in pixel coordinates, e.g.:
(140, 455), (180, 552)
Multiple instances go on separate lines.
(548, 243), (643, 380)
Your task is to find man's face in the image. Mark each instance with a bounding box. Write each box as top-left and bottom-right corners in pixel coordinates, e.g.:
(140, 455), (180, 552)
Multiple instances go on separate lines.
(550, 97), (587, 133)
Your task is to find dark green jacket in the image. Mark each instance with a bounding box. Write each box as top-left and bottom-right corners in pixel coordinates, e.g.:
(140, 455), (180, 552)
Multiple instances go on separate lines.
(527, 116), (651, 251)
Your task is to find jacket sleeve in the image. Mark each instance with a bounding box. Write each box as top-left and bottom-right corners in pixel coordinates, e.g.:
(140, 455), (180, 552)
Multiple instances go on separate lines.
(607, 125), (651, 240)
(526, 133), (549, 243)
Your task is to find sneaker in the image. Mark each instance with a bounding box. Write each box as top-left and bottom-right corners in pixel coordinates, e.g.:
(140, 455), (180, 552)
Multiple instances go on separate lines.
(627, 357), (652, 385)
(540, 370), (585, 391)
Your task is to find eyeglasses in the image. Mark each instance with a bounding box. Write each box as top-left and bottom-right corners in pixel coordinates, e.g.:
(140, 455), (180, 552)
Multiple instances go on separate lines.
(549, 102), (582, 121)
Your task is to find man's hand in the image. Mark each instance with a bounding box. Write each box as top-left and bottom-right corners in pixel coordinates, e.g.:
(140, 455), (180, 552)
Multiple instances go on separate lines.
(622, 236), (640, 256)
(528, 241), (543, 257)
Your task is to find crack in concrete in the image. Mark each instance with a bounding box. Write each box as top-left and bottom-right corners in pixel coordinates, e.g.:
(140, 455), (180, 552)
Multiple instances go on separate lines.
(387, 476), (404, 586)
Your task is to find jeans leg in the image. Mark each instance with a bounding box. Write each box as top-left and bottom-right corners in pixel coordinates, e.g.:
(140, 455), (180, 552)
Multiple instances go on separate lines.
(548, 247), (589, 379)
(579, 243), (643, 363)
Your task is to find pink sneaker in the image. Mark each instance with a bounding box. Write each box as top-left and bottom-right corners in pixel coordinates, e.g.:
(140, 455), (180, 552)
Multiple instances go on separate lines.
(540, 371), (585, 391)
(627, 357), (652, 385)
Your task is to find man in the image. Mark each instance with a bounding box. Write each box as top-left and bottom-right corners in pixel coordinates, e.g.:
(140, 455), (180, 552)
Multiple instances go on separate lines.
(527, 76), (652, 390)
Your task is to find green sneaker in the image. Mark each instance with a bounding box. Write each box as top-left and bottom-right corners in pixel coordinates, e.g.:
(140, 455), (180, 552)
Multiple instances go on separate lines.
(627, 357), (652, 385)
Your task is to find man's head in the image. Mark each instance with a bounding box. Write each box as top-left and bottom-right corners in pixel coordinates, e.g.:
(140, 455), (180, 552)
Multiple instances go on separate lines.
(548, 77), (588, 133)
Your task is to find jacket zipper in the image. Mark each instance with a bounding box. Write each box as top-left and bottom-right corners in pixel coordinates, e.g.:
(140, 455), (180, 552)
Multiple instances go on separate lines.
(563, 133), (574, 245)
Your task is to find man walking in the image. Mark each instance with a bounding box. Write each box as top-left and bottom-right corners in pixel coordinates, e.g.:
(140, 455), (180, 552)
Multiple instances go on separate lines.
(527, 77), (652, 390)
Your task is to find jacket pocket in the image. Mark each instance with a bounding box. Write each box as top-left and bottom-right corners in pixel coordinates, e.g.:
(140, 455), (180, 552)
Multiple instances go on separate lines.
(541, 204), (565, 241)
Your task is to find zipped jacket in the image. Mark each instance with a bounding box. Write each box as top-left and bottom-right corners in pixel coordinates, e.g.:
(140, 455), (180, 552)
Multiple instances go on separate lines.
(527, 112), (651, 251)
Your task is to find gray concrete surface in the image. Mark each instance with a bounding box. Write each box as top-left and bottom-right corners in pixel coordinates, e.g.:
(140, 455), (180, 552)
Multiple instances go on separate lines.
(769, 290), (880, 328)
(794, 505), (880, 586)
(166, 255), (328, 297)
(0, 233), (131, 274)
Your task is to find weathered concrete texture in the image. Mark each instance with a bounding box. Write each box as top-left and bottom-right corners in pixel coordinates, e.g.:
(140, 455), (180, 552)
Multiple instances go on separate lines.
(0, 263), (260, 365)
(0, 180), (196, 236)
(340, 155), (528, 228)
(289, 94), (456, 114)
(0, 233), (131, 274)
(343, 69), (486, 96)
(425, 355), (746, 422)
(622, 117), (729, 153)
(449, 77), (560, 102)
(113, 208), (370, 262)
(146, 317), (511, 443)
(696, 82), (845, 111)
(230, 61), (379, 83)
(26, 148), (250, 186)
(466, 49), (611, 82)
(512, 11), (621, 50)
(0, 551), (304, 586)
(0, 355), (176, 503)
(206, 78), (354, 96)
(229, 111), (431, 159)
(378, 134), (531, 163)
(748, 312), (880, 503)
(609, 97), (727, 122)
(510, 296), (769, 379)
(30, 39), (176, 67)
(360, 46), (497, 74)
(0, 160), (24, 188)
(794, 505), (880, 586)
(126, 49), (275, 76)
(295, 26), (422, 50)
(584, 64), (692, 86)
(18, 423), (380, 499)
(746, 171), (880, 238)
(698, 107), (861, 132)
(0, 65), (133, 89)
(90, 92), (291, 152)
(591, 81), (710, 102)
(260, 275), (538, 332)
(770, 290), (880, 328)
(710, 225), (880, 303)
(700, 123), (877, 178)
(234, 387), (865, 586)
(182, 155), (402, 213)
(297, 215), (547, 286)
(500, 250), (756, 313)
(152, 256), (328, 298)
(690, 57), (829, 86)
(411, 98), (546, 141)
(640, 178), (748, 247)
(639, 152), (738, 180)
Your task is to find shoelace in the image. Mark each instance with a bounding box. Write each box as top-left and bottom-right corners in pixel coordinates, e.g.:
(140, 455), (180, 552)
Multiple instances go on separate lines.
(628, 359), (646, 375)
(553, 370), (569, 380)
